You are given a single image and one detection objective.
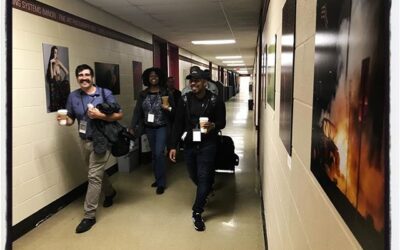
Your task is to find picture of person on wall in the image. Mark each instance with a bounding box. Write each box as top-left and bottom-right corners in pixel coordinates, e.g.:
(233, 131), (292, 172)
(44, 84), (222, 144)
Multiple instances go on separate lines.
(43, 44), (71, 112)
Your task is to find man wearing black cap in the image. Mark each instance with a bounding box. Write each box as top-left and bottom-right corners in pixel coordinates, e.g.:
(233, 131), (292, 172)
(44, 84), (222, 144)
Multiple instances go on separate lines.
(181, 69), (219, 97)
(169, 66), (226, 231)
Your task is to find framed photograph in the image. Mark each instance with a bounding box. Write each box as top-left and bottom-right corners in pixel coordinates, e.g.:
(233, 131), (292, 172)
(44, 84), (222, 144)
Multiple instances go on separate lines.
(132, 61), (143, 100)
(267, 35), (277, 110)
(311, 0), (390, 248)
(262, 44), (267, 109)
(279, 0), (296, 156)
(42, 44), (70, 113)
(94, 62), (120, 95)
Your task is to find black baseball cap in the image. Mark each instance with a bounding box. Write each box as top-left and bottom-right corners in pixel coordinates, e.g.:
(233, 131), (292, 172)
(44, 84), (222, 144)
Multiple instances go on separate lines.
(186, 66), (207, 80)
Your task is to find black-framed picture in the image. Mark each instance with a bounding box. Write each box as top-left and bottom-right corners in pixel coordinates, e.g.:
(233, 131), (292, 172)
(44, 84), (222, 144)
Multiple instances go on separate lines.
(94, 62), (120, 95)
(310, 0), (390, 249)
(262, 44), (267, 109)
(132, 61), (143, 100)
(267, 35), (277, 110)
(279, 0), (296, 156)
(42, 44), (70, 113)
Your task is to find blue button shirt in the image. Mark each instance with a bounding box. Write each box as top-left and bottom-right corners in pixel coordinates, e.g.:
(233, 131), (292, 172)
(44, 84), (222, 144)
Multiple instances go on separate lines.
(65, 86), (118, 139)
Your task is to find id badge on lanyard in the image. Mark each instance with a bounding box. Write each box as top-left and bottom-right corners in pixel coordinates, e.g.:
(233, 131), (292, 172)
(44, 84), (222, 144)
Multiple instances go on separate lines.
(147, 113), (155, 123)
(79, 120), (88, 134)
(192, 129), (201, 142)
(79, 94), (95, 134)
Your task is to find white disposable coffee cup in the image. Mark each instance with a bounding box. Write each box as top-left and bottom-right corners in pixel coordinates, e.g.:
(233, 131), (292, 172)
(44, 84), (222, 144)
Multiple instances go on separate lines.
(57, 109), (68, 126)
(199, 117), (209, 133)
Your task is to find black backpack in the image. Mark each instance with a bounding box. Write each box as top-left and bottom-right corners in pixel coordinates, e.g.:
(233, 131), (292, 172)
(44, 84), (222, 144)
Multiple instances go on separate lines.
(96, 88), (135, 157)
(111, 129), (135, 157)
(214, 132), (239, 173)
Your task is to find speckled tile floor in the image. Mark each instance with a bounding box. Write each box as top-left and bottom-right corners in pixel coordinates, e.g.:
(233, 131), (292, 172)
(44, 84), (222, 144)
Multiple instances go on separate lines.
(13, 81), (265, 250)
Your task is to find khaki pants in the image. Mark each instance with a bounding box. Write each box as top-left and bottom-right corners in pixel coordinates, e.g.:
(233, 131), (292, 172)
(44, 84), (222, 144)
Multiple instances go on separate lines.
(80, 140), (114, 219)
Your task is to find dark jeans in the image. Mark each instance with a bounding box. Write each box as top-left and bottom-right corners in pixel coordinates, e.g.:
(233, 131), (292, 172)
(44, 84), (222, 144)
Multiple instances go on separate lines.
(184, 143), (217, 214)
(145, 126), (167, 188)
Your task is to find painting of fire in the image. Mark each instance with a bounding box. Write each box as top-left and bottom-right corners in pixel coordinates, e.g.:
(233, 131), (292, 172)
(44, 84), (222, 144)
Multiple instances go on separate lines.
(311, 0), (390, 249)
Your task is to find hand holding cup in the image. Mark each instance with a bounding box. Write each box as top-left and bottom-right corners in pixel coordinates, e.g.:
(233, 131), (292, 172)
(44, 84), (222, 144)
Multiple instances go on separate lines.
(161, 96), (170, 110)
(57, 109), (68, 126)
(199, 117), (209, 133)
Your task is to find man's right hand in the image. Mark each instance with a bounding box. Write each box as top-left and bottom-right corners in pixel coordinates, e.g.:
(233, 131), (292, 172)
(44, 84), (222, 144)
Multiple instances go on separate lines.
(169, 149), (177, 163)
(56, 114), (73, 126)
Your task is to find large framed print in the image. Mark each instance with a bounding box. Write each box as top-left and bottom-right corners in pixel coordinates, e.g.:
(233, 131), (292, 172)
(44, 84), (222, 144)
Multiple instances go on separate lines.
(262, 45), (267, 109)
(94, 62), (120, 95)
(42, 44), (70, 113)
(279, 0), (296, 156)
(310, 0), (390, 249)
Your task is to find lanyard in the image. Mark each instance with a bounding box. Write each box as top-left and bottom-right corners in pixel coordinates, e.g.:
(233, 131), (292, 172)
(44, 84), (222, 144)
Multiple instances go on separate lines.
(187, 95), (210, 128)
(147, 93), (160, 112)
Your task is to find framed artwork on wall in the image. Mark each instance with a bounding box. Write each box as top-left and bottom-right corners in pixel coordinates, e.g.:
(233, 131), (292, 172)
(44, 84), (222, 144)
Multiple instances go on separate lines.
(267, 35), (277, 110)
(132, 61), (142, 100)
(42, 44), (70, 113)
(310, 0), (390, 249)
(94, 62), (120, 95)
(279, 0), (296, 156)
(262, 44), (267, 109)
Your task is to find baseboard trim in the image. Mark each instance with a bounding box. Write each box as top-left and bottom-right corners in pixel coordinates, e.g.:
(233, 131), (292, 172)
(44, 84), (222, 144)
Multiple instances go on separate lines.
(12, 164), (118, 241)
(260, 191), (268, 250)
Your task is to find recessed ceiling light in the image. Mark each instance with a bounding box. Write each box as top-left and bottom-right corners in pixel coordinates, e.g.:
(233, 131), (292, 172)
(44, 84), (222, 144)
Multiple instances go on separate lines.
(191, 39), (235, 45)
(222, 60), (244, 63)
(216, 56), (242, 59)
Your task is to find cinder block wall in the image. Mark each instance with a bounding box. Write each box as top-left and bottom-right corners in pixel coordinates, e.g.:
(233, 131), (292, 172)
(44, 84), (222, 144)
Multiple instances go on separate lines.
(259, 0), (362, 248)
(12, 0), (154, 225)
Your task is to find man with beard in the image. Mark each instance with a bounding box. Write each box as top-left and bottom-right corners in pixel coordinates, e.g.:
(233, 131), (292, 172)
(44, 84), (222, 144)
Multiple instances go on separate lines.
(56, 64), (122, 233)
(169, 66), (226, 231)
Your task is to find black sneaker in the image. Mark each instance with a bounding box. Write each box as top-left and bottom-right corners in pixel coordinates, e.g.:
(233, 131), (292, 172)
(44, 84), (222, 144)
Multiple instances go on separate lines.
(103, 190), (117, 208)
(75, 218), (96, 233)
(156, 186), (164, 195)
(192, 213), (205, 231)
(151, 182), (157, 188)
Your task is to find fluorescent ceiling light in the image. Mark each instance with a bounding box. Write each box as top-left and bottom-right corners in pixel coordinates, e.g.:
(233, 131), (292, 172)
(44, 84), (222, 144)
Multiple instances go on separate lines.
(192, 39), (235, 45)
(227, 63), (245, 66)
(222, 60), (243, 63)
(215, 56), (242, 59)
(281, 35), (294, 46)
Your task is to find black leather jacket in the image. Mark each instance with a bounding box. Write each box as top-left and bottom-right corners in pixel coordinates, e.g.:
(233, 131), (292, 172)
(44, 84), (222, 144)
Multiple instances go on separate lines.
(92, 102), (125, 154)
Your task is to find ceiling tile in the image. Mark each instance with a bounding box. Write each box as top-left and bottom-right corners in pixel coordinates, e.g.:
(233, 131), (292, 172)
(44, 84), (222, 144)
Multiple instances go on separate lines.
(82, 0), (261, 67)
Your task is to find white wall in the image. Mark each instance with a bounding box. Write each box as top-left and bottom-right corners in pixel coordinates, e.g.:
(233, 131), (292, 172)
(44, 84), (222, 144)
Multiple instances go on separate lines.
(178, 59), (191, 91)
(178, 48), (210, 91)
(12, 0), (153, 225)
(259, 0), (364, 248)
(211, 67), (218, 81)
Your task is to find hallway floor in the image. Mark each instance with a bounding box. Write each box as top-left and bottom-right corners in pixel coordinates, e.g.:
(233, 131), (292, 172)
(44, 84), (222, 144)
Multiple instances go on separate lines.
(13, 82), (265, 250)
